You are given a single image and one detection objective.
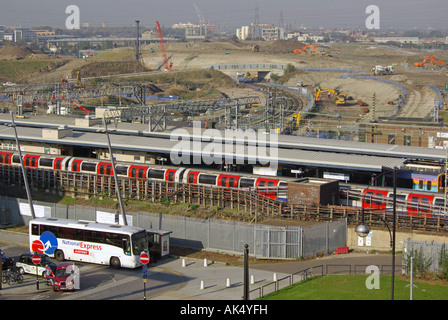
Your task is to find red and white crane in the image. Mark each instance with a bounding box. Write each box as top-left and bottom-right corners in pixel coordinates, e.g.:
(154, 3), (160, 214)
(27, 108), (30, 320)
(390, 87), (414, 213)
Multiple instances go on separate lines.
(155, 21), (172, 72)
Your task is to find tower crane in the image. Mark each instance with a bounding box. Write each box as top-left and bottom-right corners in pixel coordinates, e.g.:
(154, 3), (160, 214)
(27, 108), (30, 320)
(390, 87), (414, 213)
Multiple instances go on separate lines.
(155, 21), (172, 72)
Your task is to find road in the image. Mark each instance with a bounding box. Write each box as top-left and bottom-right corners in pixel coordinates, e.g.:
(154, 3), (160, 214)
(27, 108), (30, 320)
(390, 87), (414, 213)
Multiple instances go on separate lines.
(0, 228), (403, 302)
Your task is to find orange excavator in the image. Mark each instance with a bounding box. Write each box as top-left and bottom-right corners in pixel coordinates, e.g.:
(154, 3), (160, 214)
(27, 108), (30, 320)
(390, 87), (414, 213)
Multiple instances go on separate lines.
(414, 54), (445, 68)
(294, 44), (317, 54)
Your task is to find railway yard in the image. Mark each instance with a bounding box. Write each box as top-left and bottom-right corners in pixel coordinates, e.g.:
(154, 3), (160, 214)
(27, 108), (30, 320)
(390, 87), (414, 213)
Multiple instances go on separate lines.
(1, 39), (448, 239)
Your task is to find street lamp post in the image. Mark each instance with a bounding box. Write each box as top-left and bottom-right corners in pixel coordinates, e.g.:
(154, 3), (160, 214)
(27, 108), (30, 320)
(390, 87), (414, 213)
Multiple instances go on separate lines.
(102, 117), (127, 226)
(355, 167), (397, 300)
(6, 112), (35, 219)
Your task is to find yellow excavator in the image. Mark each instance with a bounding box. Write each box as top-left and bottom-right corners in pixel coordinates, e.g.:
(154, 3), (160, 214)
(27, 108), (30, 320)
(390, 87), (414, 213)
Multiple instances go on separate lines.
(336, 93), (346, 105)
(286, 112), (301, 129)
(315, 88), (337, 102)
(315, 88), (346, 105)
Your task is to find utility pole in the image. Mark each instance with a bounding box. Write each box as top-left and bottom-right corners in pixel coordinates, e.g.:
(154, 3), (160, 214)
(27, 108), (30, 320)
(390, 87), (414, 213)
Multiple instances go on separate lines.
(135, 20), (140, 62)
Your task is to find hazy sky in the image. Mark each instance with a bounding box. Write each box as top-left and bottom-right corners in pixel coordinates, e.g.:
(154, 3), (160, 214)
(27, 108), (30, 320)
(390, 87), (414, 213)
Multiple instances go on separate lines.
(1, 0), (447, 30)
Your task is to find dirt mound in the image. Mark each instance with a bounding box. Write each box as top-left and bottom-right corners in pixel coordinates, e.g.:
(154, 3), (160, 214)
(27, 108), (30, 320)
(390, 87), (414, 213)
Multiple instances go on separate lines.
(0, 45), (34, 59)
(71, 60), (149, 78)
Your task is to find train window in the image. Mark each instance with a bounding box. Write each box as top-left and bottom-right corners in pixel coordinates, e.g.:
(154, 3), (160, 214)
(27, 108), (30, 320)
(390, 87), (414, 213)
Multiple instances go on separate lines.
(229, 178), (235, 187)
(220, 177), (227, 186)
(427, 181), (432, 191)
(240, 178), (255, 188)
(31, 157), (36, 167)
(0, 154), (3, 163)
(148, 169), (164, 179)
(198, 174), (216, 185)
(81, 162), (96, 172)
(55, 159), (62, 170)
(105, 166), (111, 175)
(116, 166), (128, 176)
(72, 161), (79, 171)
(40, 158), (53, 167)
(418, 180), (424, 190)
(258, 180), (266, 187)
(168, 171), (175, 181)
(12, 155), (20, 164)
(188, 173), (196, 183)
(435, 198), (445, 206)
(267, 181), (274, 186)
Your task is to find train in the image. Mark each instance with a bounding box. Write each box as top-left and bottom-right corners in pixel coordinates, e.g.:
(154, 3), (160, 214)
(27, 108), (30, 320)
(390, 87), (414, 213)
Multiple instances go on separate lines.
(0, 150), (446, 217)
(342, 184), (447, 218)
(0, 151), (291, 201)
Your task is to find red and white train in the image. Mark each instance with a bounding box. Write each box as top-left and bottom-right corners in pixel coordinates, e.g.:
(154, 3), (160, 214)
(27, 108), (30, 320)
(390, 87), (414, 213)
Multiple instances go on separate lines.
(0, 151), (289, 201)
(1, 150), (447, 217)
(341, 184), (447, 218)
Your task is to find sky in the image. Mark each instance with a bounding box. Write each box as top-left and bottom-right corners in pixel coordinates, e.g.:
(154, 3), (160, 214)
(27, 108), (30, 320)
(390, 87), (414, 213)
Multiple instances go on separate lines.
(0, 0), (447, 31)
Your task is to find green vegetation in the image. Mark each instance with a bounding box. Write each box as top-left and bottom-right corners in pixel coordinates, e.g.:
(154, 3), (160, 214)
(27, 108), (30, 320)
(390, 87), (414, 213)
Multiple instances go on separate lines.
(259, 275), (448, 300)
(0, 60), (53, 82)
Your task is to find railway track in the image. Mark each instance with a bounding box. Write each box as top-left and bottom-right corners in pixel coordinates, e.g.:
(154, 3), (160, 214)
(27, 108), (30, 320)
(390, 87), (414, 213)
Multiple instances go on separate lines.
(1, 165), (447, 233)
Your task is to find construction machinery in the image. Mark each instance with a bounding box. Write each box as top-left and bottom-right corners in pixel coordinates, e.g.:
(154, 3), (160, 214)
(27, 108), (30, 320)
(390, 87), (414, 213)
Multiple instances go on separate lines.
(75, 71), (84, 89)
(236, 72), (258, 83)
(315, 88), (347, 105)
(285, 112), (301, 129)
(294, 44), (317, 54)
(414, 54), (445, 68)
(252, 44), (260, 52)
(372, 65), (394, 75)
(336, 93), (346, 105)
(156, 21), (173, 72)
(315, 88), (337, 102)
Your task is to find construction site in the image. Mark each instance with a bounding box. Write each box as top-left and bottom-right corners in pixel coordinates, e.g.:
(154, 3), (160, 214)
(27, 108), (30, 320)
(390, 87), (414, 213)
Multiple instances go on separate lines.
(1, 35), (447, 146)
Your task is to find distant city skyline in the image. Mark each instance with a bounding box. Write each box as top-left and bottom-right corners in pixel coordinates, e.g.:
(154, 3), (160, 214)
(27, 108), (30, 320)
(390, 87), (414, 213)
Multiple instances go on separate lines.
(0, 0), (447, 31)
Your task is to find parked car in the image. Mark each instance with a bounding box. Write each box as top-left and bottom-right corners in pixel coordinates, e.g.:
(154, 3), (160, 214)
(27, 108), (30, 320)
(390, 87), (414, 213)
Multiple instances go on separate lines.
(51, 262), (77, 292)
(16, 252), (56, 277)
(1, 249), (14, 270)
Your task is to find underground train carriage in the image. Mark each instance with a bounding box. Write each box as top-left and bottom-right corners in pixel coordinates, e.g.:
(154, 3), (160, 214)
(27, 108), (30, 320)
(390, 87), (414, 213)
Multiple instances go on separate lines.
(1, 150), (447, 216)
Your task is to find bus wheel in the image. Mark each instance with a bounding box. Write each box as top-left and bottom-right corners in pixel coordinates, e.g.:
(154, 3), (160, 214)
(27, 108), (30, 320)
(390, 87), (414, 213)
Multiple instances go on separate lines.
(110, 257), (121, 269)
(55, 250), (65, 262)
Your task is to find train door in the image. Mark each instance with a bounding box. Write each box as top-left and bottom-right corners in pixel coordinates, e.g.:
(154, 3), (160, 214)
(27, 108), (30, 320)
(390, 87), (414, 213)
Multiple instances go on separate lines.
(186, 171), (199, 184)
(0, 152), (13, 165)
(70, 159), (82, 172)
(165, 169), (177, 187)
(256, 178), (279, 199)
(98, 163), (113, 175)
(217, 174), (240, 188)
(23, 155), (40, 168)
(407, 193), (434, 217)
(362, 189), (388, 210)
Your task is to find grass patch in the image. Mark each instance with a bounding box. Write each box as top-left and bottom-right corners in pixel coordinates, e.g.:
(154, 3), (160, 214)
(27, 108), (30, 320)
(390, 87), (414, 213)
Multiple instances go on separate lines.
(259, 275), (448, 300)
(0, 60), (53, 81)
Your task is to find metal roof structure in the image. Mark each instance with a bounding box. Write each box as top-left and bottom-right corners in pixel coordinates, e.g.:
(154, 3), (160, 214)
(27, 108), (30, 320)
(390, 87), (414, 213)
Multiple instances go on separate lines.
(0, 123), (407, 172)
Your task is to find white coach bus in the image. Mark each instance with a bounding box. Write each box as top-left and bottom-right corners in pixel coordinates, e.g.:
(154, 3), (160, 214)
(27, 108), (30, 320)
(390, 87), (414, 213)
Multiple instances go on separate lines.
(29, 218), (149, 269)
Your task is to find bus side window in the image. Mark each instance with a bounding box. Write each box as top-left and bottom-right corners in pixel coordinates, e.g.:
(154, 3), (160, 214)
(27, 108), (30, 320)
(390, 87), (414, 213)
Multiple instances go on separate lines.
(123, 238), (131, 255)
(31, 224), (39, 236)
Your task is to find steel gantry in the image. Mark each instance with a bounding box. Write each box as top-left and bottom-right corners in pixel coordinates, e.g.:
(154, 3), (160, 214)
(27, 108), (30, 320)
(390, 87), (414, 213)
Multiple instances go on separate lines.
(102, 96), (261, 132)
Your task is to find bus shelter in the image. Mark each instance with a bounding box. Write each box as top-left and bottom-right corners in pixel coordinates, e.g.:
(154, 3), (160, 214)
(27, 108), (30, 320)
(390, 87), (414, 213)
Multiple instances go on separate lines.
(147, 230), (172, 261)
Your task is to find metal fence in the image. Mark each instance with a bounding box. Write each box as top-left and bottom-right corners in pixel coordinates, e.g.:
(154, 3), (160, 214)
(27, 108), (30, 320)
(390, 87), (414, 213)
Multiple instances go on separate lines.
(402, 238), (448, 274)
(0, 195), (347, 259)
